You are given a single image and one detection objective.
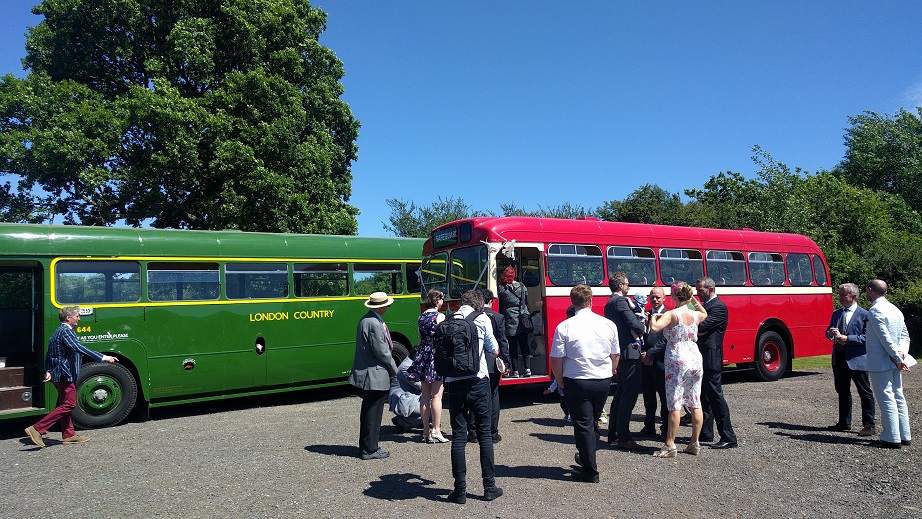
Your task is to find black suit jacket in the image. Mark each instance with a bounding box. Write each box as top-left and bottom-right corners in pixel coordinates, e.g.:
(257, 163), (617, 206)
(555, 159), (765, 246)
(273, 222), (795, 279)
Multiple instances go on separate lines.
(643, 306), (668, 366)
(604, 293), (646, 360)
(483, 307), (512, 372)
(697, 296), (728, 372)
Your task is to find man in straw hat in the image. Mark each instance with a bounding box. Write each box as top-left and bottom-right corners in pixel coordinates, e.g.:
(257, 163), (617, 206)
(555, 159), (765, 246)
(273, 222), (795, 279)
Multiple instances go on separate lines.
(349, 292), (399, 460)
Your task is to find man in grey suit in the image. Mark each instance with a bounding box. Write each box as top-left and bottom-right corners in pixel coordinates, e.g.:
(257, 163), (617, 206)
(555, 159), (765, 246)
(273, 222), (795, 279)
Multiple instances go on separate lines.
(349, 292), (399, 460)
(825, 282), (875, 436)
(864, 279), (912, 449)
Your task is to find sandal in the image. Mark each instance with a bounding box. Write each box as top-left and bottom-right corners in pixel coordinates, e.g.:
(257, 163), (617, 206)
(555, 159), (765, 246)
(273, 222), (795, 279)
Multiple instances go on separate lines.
(683, 442), (701, 456)
(652, 445), (677, 458)
(430, 431), (450, 443)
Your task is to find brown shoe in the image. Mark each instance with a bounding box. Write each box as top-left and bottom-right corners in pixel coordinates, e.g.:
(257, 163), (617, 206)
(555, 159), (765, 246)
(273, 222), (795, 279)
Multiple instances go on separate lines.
(615, 439), (645, 451)
(857, 426), (875, 437)
(63, 435), (91, 445)
(24, 426), (45, 448)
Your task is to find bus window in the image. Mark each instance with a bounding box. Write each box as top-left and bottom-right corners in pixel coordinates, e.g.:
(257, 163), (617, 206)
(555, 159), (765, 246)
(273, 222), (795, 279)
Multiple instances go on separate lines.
(420, 253), (448, 295)
(147, 262), (220, 301)
(55, 260), (141, 304)
(354, 263), (404, 295)
(607, 246), (656, 286)
(406, 262), (422, 296)
(448, 245), (488, 298)
(293, 263), (348, 297)
(705, 250), (746, 286)
(812, 255), (828, 286)
(547, 244), (603, 286)
(225, 262), (288, 299)
(785, 254), (813, 286)
(658, 249), (704, 285)
(748, 252), (785, 286)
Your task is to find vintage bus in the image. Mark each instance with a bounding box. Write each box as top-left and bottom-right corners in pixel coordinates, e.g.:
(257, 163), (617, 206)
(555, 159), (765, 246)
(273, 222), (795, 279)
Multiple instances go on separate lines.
(0, 223), (424, 428)
(420, 216), (833, 385)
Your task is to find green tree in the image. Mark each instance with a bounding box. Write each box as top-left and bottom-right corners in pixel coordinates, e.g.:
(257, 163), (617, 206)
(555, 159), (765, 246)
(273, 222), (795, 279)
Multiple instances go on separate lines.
(384, 196), (474, 238)
(837, 109), (922, 212)
(600, 183), (686, 225)
(0, 0), (359, 233)
(499, 202), (594, 219)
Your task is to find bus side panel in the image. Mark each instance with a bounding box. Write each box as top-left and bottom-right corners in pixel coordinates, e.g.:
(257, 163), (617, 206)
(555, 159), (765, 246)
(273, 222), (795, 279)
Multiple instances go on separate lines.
(720, 294), (755, 366)
(789, 292), (833, 358)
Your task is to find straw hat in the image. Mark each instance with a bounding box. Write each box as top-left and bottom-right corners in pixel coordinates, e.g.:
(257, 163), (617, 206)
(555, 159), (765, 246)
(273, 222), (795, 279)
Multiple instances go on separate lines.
(364, 292), (394, 308)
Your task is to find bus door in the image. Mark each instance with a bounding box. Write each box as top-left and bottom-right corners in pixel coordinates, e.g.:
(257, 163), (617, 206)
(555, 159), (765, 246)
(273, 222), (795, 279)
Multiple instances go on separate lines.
(0, 264), (43, 413)
(497, 245), (548, 378)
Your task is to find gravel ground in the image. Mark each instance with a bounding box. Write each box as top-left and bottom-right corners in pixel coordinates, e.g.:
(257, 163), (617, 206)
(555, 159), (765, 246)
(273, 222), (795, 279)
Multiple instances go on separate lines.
(2, 367), (920, 519)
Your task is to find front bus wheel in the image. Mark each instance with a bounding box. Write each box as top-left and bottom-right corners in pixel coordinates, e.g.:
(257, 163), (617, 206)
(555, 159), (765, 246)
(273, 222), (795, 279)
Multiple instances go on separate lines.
(72, 362), (138, 428)
(753, 331), (789, 382)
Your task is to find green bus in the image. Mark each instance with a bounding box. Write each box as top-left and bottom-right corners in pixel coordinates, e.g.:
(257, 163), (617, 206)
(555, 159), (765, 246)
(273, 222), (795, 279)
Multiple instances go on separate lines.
(0, 223), (424, 428)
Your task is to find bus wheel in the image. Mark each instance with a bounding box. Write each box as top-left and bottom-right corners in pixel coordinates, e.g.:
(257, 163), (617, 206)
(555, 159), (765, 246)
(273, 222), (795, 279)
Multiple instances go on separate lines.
(72, 362), (138, 429)
(753, 331), (788, 382)
(392, 341), (411, 366)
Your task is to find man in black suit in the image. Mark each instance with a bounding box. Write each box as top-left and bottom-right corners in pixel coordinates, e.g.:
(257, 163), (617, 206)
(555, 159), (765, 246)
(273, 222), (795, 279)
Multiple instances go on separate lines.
(639, 287), (669, 438)
(605, 272), (646, 450)
(695, 276), (738, 449)
(825, 282), (875, 436)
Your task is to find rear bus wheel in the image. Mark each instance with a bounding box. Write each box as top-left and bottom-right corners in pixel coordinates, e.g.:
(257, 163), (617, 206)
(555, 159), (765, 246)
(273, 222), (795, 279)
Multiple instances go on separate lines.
(753, 331), (788, 382)
(391, 341), (411, 366)
(72, 362), (138, 428)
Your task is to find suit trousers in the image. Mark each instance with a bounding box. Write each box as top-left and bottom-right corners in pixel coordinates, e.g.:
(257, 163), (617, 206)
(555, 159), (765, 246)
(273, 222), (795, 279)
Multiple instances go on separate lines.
(699, 368), (737, 443)
(869, 370), (911, 444)
(641, 362), (668, 432)
(565, 377), (610, 478)
(358, 389), (388, 456)
(608, 358), (641, 442)
(448, 377), (496, 492)
(832, 350), (875, 428)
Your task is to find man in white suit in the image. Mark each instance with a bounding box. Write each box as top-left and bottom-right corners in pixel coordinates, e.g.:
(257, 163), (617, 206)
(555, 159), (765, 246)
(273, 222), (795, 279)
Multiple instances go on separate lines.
(864, 279), (912, 449)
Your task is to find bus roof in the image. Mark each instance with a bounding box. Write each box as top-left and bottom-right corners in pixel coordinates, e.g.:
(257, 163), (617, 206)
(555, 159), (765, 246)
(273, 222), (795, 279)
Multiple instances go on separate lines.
(424, 216), (822, 254)
(0, 223), (424, 260)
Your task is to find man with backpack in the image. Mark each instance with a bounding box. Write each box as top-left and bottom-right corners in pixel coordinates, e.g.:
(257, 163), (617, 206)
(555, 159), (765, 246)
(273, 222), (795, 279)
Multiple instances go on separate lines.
(467, 289), (512, 443)
(439, 289), (503, 504)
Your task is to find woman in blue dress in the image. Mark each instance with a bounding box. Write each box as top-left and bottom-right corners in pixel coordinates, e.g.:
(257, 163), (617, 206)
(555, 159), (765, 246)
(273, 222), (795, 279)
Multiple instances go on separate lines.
(408, 289), (449, 443)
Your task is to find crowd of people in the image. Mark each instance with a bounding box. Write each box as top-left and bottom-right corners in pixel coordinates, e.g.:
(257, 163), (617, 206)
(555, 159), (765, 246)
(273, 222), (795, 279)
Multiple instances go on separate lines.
(347, 275), (913, 502)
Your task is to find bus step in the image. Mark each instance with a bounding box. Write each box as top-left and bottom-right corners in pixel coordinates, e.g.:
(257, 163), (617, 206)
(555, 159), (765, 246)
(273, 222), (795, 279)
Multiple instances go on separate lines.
(0, 386), (33, 411)
(0, 366), (25, 387)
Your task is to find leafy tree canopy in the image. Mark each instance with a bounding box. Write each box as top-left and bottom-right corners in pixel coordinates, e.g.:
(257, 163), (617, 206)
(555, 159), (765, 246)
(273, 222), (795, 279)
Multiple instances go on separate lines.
(0, 0), (359, 233)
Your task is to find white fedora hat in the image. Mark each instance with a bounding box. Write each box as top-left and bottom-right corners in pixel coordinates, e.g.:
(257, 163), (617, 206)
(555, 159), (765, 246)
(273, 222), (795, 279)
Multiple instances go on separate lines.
(364, 292), (394, 308)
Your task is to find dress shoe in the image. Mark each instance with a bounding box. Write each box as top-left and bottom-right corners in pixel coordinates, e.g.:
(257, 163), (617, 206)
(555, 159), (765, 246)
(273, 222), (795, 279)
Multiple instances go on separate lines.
(614, 439), (645, 451)
(571, 471), (600, 483)
(870, 440), (901, 449)
(636, 426), (658, 438)
(857, 425), (876, 437)
(492, 432), (502, 443)
(483, 487), (504, 501)
(826, 423), (851, 432)
(902, 440), (911, 447)
(710, 441), (738, 450)
(448, 489), (467, 504)
(62, 434), (91, 444)
(391, 416), (406, 433)
(360, 449), (390, 460)
(24, 426), (45, 448)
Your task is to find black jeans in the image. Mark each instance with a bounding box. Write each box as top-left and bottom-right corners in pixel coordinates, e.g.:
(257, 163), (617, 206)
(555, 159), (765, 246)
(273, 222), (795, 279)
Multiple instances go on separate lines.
(448, 377), (496, 492)
(700, 368), (737, 443)
(467, 370), (502, 437)
(641, 361), (668, 432)
(565, 377), (610, 478)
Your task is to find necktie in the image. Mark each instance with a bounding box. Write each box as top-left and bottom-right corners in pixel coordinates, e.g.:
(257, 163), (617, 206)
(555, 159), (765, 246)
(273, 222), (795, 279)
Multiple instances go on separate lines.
(839, 309), (848, 334)
(383, 321), (393, 350)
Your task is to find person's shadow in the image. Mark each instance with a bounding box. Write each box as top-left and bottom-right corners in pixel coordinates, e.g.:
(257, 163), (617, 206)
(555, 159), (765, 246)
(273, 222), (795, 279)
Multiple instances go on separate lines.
(304, 444), (359, 457)
(759, 421), (868, 445)
(363, 472), (442, 501)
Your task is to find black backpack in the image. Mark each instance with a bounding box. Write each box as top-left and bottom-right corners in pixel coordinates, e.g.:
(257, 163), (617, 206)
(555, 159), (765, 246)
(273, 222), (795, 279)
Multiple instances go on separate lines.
(434, 311), (482, 377)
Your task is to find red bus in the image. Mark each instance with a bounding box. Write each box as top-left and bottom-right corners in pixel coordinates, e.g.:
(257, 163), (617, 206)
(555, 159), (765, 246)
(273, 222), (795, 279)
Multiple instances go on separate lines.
(420, 216), (832, 383)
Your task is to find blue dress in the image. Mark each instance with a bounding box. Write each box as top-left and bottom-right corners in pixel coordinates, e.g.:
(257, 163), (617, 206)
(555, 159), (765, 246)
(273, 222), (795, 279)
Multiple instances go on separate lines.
(408, 311), (441, 383)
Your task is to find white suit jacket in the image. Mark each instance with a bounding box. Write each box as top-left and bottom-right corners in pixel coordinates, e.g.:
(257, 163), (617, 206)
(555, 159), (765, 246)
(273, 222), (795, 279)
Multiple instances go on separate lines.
(865, 296), (911, 372)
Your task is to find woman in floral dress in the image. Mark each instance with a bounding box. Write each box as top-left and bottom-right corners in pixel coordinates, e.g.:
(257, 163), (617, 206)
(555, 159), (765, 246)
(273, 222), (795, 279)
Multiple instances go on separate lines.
(649, 282), (708, 457)
(407, 289), (449, 443)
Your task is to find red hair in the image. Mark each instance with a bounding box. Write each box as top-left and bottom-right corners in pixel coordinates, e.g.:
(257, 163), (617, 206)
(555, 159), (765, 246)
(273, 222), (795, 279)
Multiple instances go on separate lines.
(500, 266), (516, 285)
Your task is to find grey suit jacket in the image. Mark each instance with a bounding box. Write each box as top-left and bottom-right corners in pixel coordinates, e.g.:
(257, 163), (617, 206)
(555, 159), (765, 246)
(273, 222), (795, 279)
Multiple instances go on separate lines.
(826, 305), (869, 371)
(349, 310), (398, 391)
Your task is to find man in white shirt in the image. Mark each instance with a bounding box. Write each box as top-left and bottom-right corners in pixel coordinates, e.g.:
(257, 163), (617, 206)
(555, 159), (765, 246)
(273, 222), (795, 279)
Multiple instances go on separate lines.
(550, 284), (620, 483)
(445, 289), (502, 504)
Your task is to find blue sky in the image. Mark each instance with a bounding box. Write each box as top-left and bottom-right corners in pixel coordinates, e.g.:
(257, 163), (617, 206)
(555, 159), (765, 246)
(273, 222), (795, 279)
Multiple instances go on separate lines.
(3, 1), (922, 236)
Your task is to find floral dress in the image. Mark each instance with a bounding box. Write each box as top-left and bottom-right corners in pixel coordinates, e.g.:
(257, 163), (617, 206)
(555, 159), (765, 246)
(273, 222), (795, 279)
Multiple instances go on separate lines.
(663, 311), (704, 411)
(407, 311), (441, 383)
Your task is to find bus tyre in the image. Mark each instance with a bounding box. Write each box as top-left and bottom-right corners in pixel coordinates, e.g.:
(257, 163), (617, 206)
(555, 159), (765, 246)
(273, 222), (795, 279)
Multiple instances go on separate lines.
(392, 341), (410, 366)
(72, 362), (138, 429)
(753, 331), (788, 382)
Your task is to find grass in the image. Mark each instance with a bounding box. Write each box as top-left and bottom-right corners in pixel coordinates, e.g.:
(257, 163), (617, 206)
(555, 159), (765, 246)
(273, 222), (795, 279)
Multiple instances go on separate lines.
(792, 354), (831, 370)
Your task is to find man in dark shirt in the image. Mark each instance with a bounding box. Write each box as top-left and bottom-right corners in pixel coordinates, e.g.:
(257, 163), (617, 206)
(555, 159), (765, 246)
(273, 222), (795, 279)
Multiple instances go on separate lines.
(605, 272), (646, 450)
(24, 306), (118, 448)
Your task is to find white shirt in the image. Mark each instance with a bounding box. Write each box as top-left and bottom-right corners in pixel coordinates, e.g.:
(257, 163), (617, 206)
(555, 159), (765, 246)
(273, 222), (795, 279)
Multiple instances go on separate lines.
(444, 305), (498, 382)
(550, 307), (620, 379)
(841, 303), (858, 328)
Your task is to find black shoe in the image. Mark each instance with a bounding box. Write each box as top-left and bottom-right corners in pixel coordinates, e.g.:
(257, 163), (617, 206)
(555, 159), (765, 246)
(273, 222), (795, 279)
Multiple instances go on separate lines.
(827, 423), (851, 432)
(391, 416), (406, 434)
(360, 449), (390, 460)
(493, 432), (502, 443)
(870, 440), (901, 449)
(448, 489), (467, 504)
(636, 426), (657, 437)
(679, 415), (691, 426)
(483, 487), (504, 501)
(467, 432), (477, 443)
(902, 440), (911, 447)
(710, 441), (738, 450)
(571, 471), (600, 483)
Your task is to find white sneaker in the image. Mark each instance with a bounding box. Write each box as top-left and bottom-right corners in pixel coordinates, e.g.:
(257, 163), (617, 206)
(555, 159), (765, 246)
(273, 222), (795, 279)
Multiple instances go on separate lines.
(598, 412), (609, 425)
